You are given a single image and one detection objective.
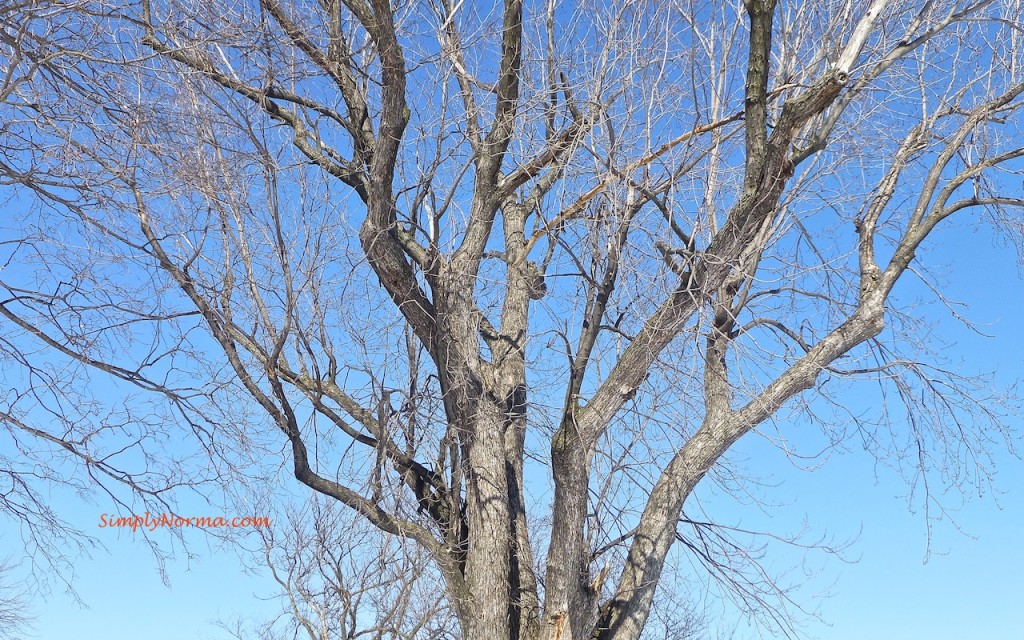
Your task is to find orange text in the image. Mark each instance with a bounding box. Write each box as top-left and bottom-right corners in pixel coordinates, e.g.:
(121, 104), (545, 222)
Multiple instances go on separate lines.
(98, 512), (272, 532)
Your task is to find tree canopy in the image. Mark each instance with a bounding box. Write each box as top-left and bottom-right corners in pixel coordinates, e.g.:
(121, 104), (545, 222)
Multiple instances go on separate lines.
(2, 1), (1023, 638)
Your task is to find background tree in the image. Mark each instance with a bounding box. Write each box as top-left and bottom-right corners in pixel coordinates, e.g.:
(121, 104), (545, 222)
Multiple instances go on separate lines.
(0, 559), (32, 640)
(2, 1), (1023, 639)
(218, 497), (459, 640)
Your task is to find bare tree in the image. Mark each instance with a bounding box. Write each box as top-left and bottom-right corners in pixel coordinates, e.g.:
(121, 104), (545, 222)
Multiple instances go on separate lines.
(2, 0), (1023, 639)
(220, 497), (458, 640)
(0, 559), (32, 640)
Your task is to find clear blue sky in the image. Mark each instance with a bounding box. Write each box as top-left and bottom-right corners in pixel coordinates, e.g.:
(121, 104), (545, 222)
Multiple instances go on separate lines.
(697, 219), (1024, 639)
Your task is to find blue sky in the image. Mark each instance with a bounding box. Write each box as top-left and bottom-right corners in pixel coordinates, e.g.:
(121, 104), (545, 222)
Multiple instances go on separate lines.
(697, 218), (1024, 639)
